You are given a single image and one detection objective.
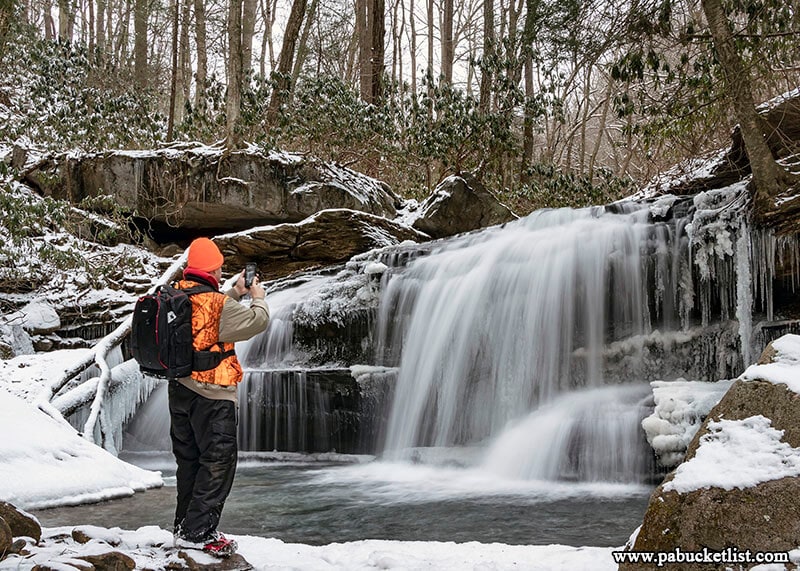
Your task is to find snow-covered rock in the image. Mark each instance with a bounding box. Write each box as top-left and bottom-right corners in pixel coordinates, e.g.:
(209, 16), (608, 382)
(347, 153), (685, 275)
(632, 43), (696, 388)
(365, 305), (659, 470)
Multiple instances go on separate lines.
(623, 335), (800, 568)
(3, 300), (61, 334)
(25, 147), (403, 233)
(412, 173), (517, 238)
(214, 208), (428, 281)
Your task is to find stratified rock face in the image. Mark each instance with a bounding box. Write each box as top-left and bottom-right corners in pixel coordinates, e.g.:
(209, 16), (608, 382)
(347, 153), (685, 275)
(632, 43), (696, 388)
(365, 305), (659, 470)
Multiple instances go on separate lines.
(214, 208), (428, 279)
(27, 148), (401, 232)
(412, 173), (517, 238)
(623, 341), (800, 571)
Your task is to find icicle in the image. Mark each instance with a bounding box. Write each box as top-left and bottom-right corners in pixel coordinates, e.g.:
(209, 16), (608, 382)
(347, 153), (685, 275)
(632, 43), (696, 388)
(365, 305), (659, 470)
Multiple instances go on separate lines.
(735, 219), (753, 366)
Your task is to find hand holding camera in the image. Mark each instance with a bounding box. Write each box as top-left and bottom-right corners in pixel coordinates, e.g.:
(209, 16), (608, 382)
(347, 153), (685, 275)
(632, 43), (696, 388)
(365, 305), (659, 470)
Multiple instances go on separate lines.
(235, 263), (265, 299)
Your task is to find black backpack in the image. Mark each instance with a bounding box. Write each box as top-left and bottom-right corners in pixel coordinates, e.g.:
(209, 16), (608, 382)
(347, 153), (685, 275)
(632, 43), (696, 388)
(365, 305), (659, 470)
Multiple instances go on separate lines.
(130, 283), (234, 379)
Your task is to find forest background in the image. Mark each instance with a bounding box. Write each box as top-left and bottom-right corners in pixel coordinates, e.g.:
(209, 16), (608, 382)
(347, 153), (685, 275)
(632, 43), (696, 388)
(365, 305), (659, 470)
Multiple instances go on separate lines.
(0, 0), (798, 214)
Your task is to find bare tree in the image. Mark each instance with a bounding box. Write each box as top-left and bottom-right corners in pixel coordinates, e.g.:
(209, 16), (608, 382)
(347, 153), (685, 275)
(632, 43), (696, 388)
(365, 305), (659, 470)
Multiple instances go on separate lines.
(133, 0), (148, 88)
(479, 0), (493, 112)
(357, 0), (371, 100)
(167, 0), (180, 139)
(441, 0), (453, 83)
(259, 0), (277, 77)
(193, 0), (207, 107)
(408, 0), (417, 92)
(58, 0), (75, 40)
(43, 0), (56, 39)
(266, 0), (308, 121)
(700, 0), (793, 217)
(371, 0), (385, 100)
(291, 0), (319, 85)
(226, 0), (243, 147)
(242, 0), (256, 72)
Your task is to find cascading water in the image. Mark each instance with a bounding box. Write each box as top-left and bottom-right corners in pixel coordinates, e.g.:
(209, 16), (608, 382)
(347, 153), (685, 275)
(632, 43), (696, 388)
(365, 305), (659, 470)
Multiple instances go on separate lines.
(377, 206), (677, 463)
(481, 384), (655, 483)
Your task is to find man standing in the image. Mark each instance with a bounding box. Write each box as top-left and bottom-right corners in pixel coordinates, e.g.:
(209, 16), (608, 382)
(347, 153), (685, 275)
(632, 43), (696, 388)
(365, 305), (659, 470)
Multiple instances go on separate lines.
(169, 237), (269, 556)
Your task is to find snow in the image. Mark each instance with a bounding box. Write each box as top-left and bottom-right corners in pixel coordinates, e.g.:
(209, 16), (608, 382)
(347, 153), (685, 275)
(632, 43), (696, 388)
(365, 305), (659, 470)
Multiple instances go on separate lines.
(664, 415), (800, 494)
(0, 347), (95, 401)
(1, 526), (619, 571)
(364, 261), (388, 275)
(741, 334), (800, 393)
(631, 150), (729, 200)
(0, 390), (162, 509)
(2, 300), (61, 333)
(756, 87), (800, 112)
(641, 378), (734, 468)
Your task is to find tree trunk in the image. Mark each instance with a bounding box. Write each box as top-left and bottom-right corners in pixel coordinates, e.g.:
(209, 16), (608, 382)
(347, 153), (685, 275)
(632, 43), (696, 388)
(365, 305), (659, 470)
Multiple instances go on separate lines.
(266, 0), (307, 123)
(226, 0), (243, 147)
(88, 0), (95, 51)
(409, 0), (416, 93)
(259, 0), (276, 77)
(479, 0), (493, 113)
(95, 0), (106, 51)
(44, 0), (56, 39)
(441, 0), (453, 83)
(194, 0), (207, 107)
(167, 0), (180, 140)
(179, 0), (191, 106)
(241, 0), (256, 72)
(426, 0), (433, 81)
(291, 0), (318, 85)
(357, 0), (371, 102)
(371, 0), (385, 101)
(133, 0), (148, 88)
(57, 0), (73, 41)
(700, 0), (787, 216)
(521, 51), (534, 182)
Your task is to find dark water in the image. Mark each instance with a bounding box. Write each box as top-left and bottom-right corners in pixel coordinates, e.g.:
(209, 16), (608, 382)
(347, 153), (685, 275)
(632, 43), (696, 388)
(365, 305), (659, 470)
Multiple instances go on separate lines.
(32, 453), (651, 547)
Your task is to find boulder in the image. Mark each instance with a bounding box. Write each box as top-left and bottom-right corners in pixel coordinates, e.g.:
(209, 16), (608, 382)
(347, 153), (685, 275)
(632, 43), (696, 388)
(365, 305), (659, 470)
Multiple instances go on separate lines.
(412, 173), (517, 238)
(0, 502), (41, 543)
(3, 301), (61, 335)
(77, 551), (135, 570)
(24, 147), (402, 234)
(214, 209), (428, 280)
(622, 340), (800, 570)
(176, 550), (254, 570)
(0, 517), (11, 559)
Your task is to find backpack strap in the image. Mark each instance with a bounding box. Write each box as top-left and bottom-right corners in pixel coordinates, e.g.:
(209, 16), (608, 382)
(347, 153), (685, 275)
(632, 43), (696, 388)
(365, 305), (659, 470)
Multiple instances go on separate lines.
(176, 281), (237, 372)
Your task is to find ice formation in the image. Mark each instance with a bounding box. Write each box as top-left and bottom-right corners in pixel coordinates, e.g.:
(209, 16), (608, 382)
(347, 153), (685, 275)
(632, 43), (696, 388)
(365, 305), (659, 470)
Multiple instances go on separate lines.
(641, 378), (734, 468)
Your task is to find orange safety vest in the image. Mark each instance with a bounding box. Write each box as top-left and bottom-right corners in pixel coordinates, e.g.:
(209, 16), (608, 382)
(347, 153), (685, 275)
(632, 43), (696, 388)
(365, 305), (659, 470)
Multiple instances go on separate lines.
(176, 279), (243, 387)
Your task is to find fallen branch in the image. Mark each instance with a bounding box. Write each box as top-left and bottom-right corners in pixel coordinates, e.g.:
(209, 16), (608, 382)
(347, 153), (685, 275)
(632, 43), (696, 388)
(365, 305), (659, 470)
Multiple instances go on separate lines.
(37, 251), (188, 415)
(81, 250), (188, 445)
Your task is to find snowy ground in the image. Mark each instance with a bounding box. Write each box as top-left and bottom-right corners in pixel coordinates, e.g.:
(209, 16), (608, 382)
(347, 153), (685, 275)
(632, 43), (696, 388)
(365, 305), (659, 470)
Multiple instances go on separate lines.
(1, 525), (620, 570)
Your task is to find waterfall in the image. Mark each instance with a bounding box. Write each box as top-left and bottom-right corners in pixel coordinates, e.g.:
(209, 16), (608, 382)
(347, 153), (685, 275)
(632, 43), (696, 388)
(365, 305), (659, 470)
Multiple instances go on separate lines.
(378, 205), (672, 455)
(481, 384), (655, 483)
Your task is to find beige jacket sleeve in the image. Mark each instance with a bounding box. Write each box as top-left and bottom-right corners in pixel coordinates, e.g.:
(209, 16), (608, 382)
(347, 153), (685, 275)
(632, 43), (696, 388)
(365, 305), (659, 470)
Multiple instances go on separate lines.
(218, 289), (270, 343)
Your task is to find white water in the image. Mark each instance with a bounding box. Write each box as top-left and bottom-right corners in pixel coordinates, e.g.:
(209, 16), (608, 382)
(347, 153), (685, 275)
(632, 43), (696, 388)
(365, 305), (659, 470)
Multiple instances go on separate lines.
(482, 384), (654, 483)
(378, 206), (663, 457)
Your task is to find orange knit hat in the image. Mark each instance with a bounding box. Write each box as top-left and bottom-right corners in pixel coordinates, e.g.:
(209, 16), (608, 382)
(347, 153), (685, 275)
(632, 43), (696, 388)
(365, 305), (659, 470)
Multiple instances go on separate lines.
(187, 238), (224, 272)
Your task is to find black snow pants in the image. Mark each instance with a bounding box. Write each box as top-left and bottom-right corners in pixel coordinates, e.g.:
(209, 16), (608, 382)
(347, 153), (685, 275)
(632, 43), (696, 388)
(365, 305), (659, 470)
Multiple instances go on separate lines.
(168, 381), (238, 542)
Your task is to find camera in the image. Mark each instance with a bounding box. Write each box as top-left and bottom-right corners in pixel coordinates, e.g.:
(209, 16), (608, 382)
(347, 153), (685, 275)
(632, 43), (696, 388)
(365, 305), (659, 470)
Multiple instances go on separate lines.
(244, 263), (257, 288)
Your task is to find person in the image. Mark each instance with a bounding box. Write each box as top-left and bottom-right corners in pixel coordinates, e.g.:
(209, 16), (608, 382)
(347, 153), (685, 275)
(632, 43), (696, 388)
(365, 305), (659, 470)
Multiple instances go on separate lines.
(169, 237), (270, 556)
